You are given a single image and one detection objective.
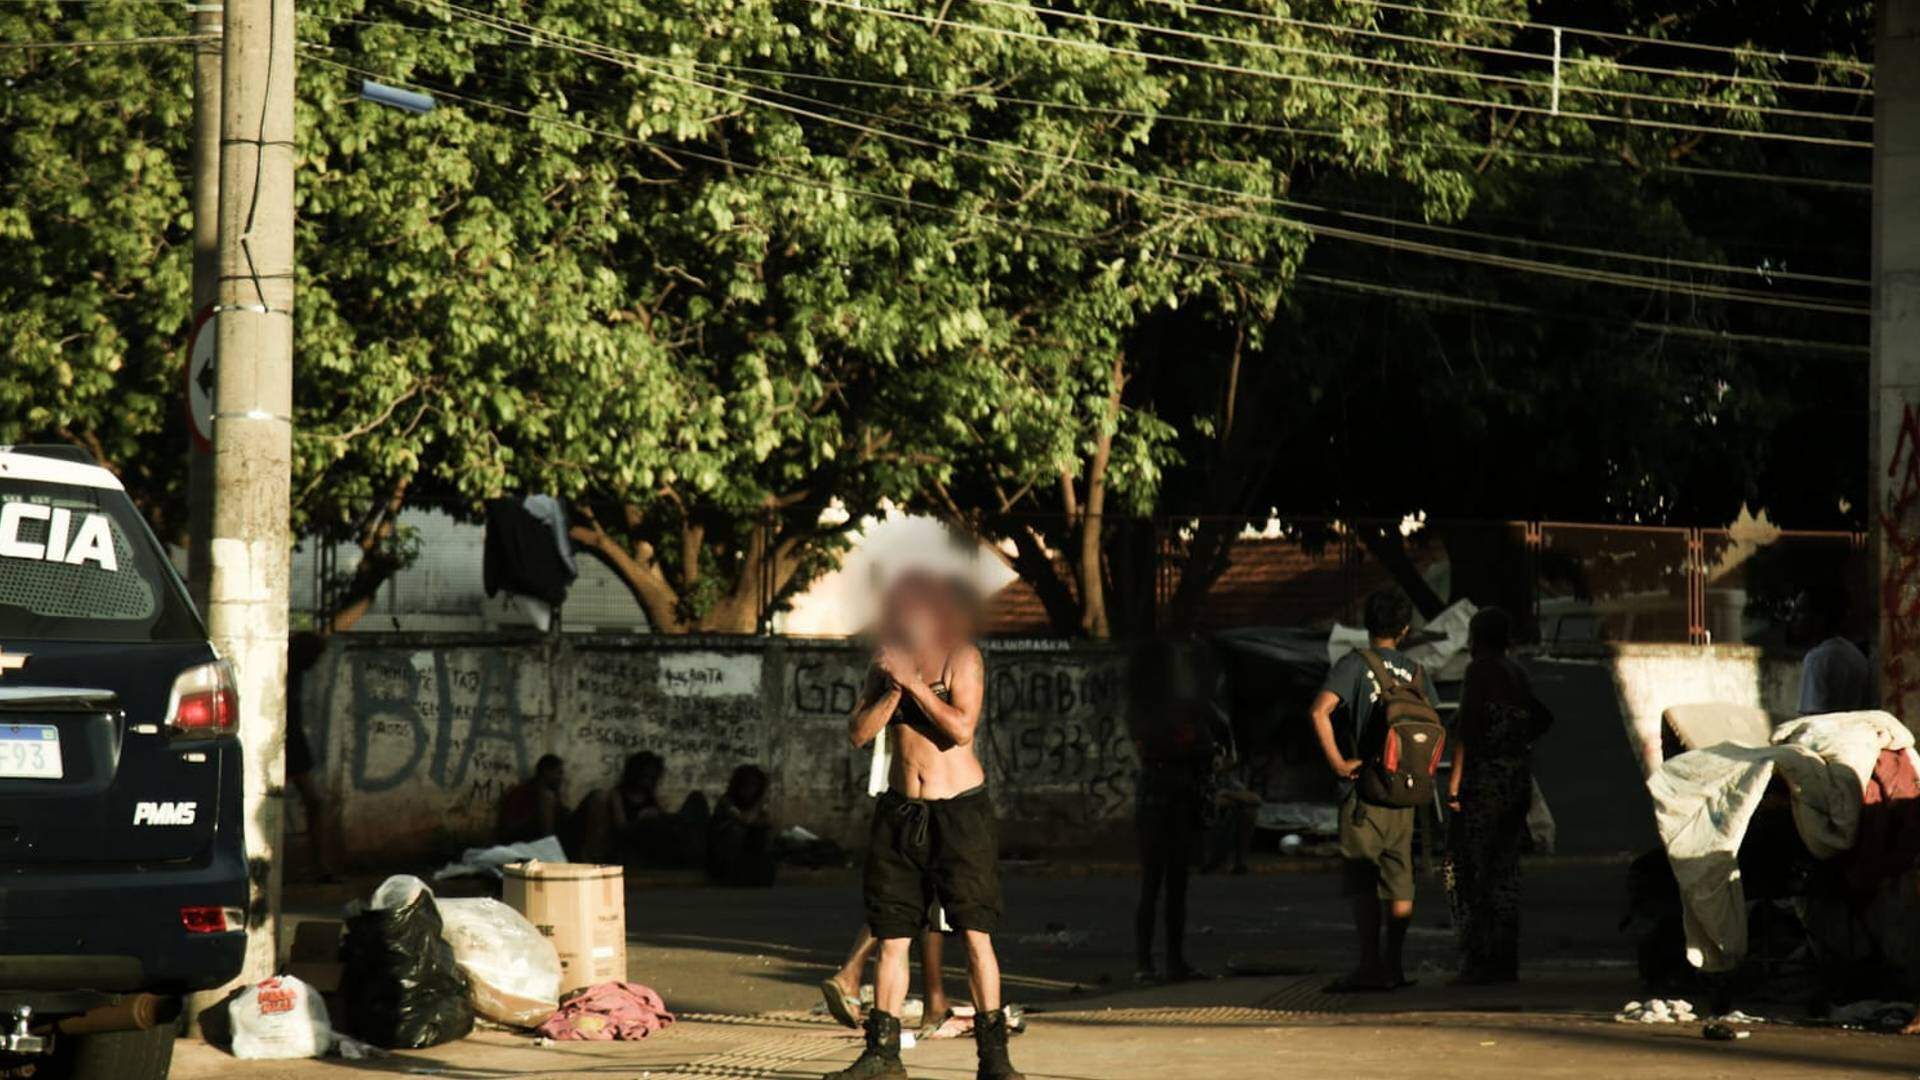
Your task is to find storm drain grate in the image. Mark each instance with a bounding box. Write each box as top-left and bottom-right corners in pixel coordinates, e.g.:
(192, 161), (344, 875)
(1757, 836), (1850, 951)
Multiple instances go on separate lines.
(1038, 975), (1352, 1025)
(1253, 973), (1354, 1015)
(649, 1032), (849, 1078)
(681, 1010), (847, 1028)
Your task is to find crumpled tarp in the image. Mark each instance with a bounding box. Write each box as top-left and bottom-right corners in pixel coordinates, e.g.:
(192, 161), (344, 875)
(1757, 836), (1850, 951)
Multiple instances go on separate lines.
(432, 836), (568, 881)
(1648, 710), (1914, 972)
(535, 981), (675, 1041)
(1328, 598), (1479, 681)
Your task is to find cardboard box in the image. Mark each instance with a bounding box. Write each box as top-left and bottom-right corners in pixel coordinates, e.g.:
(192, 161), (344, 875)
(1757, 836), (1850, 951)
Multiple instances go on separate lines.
(502, 862), (626, 997)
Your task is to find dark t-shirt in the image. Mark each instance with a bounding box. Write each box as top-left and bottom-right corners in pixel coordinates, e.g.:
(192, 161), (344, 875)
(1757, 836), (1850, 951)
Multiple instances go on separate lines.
(1320, 646), (1438, 793)
(1458, 655), (1539, 763)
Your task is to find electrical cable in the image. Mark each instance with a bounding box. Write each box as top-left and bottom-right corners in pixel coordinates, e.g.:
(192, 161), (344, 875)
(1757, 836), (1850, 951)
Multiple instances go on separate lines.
(418, 1), (1870, 309)
(798, 0), (1872, 149)
(298, 50), (1872, 355)
(301, 9), (1868, 192)
(1130, 0), (1872, 97)
(0, 32), (208, 48)
(1313, 0), (1872, 72)
(958, 0), (1871, 126)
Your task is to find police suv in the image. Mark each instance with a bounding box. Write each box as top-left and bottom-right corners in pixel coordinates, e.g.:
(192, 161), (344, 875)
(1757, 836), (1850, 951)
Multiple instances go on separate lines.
(0, 446), (247, 1078)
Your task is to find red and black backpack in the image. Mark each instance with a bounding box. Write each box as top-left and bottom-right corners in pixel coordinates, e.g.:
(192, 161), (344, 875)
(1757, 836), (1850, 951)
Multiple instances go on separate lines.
(1354, 650), (1446, 808)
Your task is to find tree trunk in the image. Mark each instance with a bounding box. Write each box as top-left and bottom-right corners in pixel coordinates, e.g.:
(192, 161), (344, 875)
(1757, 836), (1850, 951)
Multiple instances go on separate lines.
(1076, 357), (1125, 639)
(569, 522), (688, 633)
(1442, 525), (1536, 638)
(321, 479), (410, 634)
(1165, 517), (1241, 634)
(1356, 525), (1447, 620)
(1006, 524), (1086, 636)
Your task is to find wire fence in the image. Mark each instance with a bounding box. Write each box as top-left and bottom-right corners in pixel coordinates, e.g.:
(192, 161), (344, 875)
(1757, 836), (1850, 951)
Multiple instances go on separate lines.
(293, 498), (1869, 645)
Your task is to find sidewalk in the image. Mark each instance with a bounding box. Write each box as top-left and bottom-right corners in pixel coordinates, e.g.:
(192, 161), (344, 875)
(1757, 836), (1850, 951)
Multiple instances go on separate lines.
(174, 970), (1920, 1079)
(173, 861), (1920, 1078)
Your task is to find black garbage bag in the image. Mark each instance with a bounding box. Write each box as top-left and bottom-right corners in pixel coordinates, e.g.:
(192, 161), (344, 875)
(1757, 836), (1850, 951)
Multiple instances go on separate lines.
(341, 891), (474, 1049)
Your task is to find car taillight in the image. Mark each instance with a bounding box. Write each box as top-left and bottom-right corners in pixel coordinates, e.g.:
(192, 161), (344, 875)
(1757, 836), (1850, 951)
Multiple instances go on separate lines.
(165, 661), (237, 737)
(180, 905), (245, 934)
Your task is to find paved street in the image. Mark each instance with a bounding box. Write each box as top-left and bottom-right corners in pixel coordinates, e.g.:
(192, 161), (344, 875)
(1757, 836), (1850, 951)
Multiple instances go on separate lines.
(172, 859), (1920, 1078)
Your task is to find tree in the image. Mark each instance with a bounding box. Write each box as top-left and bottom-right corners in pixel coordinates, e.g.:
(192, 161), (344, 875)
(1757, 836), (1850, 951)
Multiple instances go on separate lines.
(910, 0), (1538, 636)
(0, 4), (198, 535)
(0, 0), (1870, 640)
(1031, 0), (1873, 635)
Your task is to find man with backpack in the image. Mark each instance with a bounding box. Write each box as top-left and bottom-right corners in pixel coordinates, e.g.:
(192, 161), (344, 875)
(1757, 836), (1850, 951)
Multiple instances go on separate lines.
(1310, 589), (1444, 993)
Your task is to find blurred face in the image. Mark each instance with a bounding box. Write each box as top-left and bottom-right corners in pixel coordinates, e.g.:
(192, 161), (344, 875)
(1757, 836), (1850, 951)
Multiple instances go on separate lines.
(880, 575), (941, 649)
(539, 763), (565, 792)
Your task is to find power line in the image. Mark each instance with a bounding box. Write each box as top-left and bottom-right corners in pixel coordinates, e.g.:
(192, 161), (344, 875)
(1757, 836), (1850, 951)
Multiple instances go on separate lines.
(0, 32), (209, 49)
(635, 40), (1867, 283)
(301, 52), (1870, 357)
(421, 1), (1868, 311)
(958, 0), (1871, 127)
(1131, 0), (1872, 98)
(306, 9), (1870, 191)
(714, 53), (1867, 289)
(671, 57), (1870, 193)
(798, 0), (1871, 149)
(300, 52), (1096, 246)
(1323, 0), (1873, 72)
(1290, 269), (1868, 355)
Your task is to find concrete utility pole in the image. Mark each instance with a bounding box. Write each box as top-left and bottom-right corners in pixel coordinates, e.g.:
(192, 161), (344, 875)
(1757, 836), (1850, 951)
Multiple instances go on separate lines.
(209, 0), (296, 985)
(1874, 0), (1920, 723)
(186, 0), (222, 613)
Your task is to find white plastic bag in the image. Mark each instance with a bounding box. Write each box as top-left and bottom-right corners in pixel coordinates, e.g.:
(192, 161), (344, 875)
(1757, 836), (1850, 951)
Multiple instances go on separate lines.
(369, 873), (431, 911)
(230, 975), (331, 1060)
(1527, 777), (1556, 854)
(436, 897), (563, 1026)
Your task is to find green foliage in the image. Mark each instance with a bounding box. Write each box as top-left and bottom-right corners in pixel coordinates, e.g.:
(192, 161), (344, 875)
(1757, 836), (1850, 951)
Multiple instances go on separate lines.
(0, 0), (1872, 635)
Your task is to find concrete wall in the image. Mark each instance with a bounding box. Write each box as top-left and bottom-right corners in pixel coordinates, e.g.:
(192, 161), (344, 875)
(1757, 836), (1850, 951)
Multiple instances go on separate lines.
(1518, 644), (1803, 854)
(307, 634), (1131, 861)
(303, 634), (1807, 862)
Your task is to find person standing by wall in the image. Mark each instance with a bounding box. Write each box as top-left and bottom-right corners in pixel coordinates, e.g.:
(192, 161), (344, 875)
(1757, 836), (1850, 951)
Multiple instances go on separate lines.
(1309, 590), (1436, 993)
(286, 632), (342, 879)
(1793, 584), (1873, 715)
(828, 573), (1022, 1080)
(1443, 608), (1551, 985)
(1127, 638), (1216, 983)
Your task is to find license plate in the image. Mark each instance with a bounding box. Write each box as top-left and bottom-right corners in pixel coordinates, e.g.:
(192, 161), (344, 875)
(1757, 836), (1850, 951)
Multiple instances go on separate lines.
(0, 724), (61, 779)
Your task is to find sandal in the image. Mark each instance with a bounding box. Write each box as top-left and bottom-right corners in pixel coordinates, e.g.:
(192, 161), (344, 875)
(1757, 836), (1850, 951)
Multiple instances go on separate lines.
(818, 978), (862, 1029)
(919, 1009), (971, 1039)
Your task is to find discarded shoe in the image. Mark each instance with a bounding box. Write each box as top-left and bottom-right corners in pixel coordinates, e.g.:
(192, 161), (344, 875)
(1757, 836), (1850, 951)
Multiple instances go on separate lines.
(974, 1007), (1025, 1080)
(824, 1009), (908, 1080)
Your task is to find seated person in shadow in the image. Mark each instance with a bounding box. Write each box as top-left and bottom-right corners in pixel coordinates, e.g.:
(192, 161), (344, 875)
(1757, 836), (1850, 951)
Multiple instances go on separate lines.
(708, 764), (777, 887)
(576, 751), (710, 867)
(498, 754), (567, 844)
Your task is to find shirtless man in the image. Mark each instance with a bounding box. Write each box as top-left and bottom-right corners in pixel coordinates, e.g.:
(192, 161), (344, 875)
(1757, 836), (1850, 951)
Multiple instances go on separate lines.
(826, 575), (1022, 1080)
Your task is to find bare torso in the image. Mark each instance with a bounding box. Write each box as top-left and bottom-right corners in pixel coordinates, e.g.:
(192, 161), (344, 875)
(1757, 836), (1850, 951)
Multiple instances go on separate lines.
(876, 646), (986, 800)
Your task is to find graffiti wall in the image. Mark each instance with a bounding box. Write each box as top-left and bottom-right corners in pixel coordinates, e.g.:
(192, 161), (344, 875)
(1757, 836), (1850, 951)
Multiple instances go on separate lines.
(1882, 403), (1920, 721)
(310, 635), (1134, 858)
(979, 653), (1134, 837)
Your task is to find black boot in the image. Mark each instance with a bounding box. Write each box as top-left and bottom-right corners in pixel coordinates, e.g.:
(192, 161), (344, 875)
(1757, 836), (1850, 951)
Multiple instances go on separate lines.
(975, 1007), (1025, 1080)
(824, 1009), (908, 1080)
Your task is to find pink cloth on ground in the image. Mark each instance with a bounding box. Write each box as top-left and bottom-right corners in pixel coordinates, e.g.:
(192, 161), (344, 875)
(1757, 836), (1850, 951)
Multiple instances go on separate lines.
(535, 981), (675, 1041)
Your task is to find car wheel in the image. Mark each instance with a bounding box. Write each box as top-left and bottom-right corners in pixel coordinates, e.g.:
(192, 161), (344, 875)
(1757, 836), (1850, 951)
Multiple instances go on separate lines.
(67, 1022), (174, 1080)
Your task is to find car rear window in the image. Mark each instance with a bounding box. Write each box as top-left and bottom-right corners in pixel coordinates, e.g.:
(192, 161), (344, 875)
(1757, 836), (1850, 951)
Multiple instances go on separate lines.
(0, 478), (203, 642)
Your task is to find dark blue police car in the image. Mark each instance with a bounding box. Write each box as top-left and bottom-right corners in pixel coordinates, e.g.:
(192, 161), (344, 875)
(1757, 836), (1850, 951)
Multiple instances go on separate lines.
(0, 446), (248, 1078)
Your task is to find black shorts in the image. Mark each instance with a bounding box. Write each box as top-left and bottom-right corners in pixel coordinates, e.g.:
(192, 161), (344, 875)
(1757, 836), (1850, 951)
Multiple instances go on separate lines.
(864, 786), (1001, 938)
